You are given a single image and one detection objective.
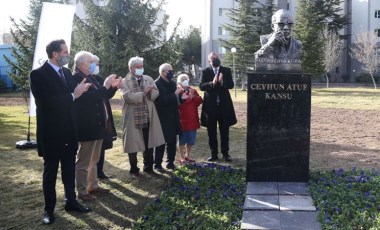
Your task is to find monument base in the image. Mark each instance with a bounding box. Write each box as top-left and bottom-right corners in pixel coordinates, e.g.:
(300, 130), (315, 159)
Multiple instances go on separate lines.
(246, 72), (311, 182)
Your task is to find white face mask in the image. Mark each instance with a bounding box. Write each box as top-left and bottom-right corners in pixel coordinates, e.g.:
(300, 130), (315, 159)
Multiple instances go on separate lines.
(134, 68), (144, 76)
(92, 66), (100, 75)
(181, 80), (189, 87)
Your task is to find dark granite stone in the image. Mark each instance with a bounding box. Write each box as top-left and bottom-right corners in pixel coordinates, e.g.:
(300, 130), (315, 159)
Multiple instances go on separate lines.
(247, 73), (311, 182)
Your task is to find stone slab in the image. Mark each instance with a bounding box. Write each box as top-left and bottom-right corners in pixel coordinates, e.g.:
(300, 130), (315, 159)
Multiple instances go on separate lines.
(278, 182), (309, 195)
(246, 182), (278, 195)
(281, 211), (321, 229)
(241, 210), (281, 230)
(244, 195), (279, 210)
(279, 195), (316, 211)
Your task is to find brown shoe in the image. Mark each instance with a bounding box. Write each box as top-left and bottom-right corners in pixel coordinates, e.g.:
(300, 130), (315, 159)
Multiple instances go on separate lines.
(78, 193), (96, 201)
(88, 187), (110, 195)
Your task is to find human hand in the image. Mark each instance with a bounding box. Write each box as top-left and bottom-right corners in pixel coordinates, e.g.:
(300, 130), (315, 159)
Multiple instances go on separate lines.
(73, 78), (91, 98)
(144, 85), (155, 95)
(212, 75), (218, 84)
(175, 88), (182, 95)
(218, 72), (223, 82)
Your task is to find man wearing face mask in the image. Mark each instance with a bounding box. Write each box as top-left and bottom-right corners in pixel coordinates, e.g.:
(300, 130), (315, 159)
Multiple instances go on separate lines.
(120, 56), (165, 178)
(92, 55), (118, 180)
(199, 52), (237, 162)
(30, 39), (92, 225)
(154, 63), (182, 171)
(72, 51), (121, 201)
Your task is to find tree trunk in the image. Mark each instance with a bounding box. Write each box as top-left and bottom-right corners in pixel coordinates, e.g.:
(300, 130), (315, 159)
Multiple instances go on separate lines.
(370, 72), (377, 89)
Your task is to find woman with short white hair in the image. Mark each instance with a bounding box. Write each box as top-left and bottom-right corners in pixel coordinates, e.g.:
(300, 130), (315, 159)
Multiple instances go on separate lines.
(176, 73), (203, 163)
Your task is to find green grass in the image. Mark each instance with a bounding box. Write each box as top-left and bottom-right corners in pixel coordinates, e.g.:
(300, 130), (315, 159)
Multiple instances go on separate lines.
(0, 87), (379, 229)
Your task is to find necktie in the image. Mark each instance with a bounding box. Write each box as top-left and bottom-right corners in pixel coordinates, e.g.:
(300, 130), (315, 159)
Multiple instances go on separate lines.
(58, 68), (67, 87)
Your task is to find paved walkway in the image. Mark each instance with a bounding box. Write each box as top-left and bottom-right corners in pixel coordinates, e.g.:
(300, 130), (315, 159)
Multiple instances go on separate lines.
(241, 182), (321, 230)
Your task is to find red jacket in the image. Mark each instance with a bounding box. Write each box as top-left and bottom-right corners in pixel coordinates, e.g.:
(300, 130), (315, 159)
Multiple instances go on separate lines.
(178, 87), (203, 131)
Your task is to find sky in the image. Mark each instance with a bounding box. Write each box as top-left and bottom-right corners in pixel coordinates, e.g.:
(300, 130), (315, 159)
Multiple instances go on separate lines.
(0, 0), (202, 35)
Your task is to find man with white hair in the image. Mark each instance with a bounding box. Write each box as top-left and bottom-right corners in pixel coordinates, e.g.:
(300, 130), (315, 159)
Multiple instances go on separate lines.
(120, 56), (165, 177)
(154, 63), (181, 171)
(72, 51), (121, 201)
(255, 9), (302, 60)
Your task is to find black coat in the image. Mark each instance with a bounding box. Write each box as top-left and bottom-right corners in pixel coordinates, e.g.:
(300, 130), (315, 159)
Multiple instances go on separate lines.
(94, 75), (117, 149)
(72, 71), (113, 142)
(199, 65), (237, 127)
(154, 76), (181, 143)
(30, 61), (78, 158)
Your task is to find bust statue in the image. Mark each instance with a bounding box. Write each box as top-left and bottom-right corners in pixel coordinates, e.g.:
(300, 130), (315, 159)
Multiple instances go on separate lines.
(255, 9), (302, 69)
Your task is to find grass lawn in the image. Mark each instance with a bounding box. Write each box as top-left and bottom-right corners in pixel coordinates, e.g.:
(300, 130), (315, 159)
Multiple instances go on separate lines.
(0, 87), (379, 229)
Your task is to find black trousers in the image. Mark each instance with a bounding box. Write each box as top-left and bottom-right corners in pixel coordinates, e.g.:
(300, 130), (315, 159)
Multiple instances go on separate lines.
(97, 147), (106, 175)
(206, 105), (230, 157)
(128, 126), (154, 173)
(154, 141), (176, 166)
(43, 149), (76, 213)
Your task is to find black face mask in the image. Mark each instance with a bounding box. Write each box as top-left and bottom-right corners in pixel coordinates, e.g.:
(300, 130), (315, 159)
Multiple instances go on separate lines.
(166, 71), (174, 80)
(212, 58), (221, 67)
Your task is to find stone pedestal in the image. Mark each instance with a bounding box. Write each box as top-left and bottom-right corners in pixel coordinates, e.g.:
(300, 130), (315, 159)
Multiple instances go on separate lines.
(246, 73), (311, 182)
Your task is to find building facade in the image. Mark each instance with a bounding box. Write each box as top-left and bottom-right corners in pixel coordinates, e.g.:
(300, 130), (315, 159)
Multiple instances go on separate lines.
(201, 0), (380, 82)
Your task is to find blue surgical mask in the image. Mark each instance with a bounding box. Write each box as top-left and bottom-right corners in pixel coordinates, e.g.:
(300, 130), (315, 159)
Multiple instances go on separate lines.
(89, 62), (97, 73)
(135, 68), (144, 76)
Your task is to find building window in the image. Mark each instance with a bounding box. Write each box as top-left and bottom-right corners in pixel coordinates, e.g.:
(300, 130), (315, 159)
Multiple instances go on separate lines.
(218, 46), (227, 54)
(375, 10), (380, 18)
(375, 29), (380, 37)
(219, 8), (228, 16)
(218, 27), (228, 36)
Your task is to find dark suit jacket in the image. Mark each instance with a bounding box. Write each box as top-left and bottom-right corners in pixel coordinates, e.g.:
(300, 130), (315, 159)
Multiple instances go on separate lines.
(154, 77), (181, 143)
(199, 65), (237, 127)
(72, 71), (112, 142)
(94, 74), (117, 149)
(30, 61), (78, 158)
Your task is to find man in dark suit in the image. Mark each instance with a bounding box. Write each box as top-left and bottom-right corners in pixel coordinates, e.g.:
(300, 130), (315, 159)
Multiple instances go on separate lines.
(154, 63), (181, 171)
(199, 52), (237, 162)
(30, 39), (92, 225)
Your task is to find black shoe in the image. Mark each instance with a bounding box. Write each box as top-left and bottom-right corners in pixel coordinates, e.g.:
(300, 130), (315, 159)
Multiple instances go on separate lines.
(98, 173), (111, 179)
(42, 212), (55, 225)
(154, 165), (165, 172)
(207, 156), (219, 162)
(65, 201), (91, 213)
(166, 163), (176, 170)
(143, 168), (155, 174)
(223, 154), (232, 162)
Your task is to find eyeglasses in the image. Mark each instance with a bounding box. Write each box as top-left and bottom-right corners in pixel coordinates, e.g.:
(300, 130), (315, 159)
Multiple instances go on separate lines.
(275, 22), (293, 28)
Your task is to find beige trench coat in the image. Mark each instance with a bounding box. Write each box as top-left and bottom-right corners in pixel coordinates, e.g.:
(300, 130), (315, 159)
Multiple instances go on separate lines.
(120, 73), (165, 153)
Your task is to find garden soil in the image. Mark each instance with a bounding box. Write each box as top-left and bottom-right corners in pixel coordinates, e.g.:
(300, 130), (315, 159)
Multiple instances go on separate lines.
(3, 97), (379, 170)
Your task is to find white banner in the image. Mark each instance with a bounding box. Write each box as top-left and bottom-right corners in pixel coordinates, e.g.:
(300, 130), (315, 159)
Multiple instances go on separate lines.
(29, 3), (76, 116)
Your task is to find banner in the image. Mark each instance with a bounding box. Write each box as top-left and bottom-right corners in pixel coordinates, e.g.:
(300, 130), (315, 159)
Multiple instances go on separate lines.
(29, 3), (76, 116)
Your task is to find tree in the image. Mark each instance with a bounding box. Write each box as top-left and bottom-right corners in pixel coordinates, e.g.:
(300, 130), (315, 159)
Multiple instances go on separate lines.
(3, 0), (57, 98)
(323, 26), (343, 88)
(72, 0), (182, 78)
(350, 30), (378, 89)
(295, 0), (348, 77)
(176, 26), (201, 82)
(221, 0), (276, 88)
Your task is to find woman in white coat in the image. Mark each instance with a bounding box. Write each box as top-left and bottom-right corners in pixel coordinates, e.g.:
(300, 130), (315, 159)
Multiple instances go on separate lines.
(120, 56), (165, 178)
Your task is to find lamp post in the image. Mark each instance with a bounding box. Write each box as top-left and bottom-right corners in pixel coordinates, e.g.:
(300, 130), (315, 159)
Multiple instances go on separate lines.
(231, 47), (237, 98)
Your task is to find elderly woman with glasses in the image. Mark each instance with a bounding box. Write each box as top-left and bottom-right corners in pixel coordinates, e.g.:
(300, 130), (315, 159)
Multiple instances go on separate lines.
(255, 9), (302, 60)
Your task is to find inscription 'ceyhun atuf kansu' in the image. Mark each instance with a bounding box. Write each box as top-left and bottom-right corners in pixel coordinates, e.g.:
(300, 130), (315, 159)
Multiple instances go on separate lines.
(250, 83), (308, 100)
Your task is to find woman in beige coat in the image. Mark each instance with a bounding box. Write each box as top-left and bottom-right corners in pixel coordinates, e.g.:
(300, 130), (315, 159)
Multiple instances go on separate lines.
(120, 56), (165, 178)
